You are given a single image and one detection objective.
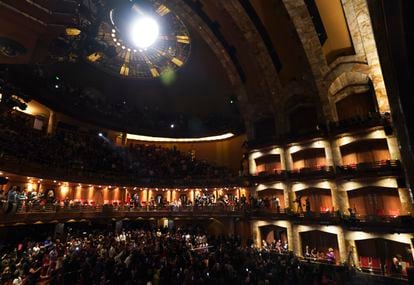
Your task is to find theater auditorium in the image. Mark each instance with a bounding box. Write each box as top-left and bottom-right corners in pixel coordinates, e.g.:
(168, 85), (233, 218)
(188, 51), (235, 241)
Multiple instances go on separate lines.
(0, 0), (413, 284)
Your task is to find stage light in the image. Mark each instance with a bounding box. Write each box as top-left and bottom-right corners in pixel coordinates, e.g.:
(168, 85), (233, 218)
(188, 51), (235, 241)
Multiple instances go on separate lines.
(98, 132), (103, 137)
(170, 124), (175, 129)
(130, 17), (159, 48)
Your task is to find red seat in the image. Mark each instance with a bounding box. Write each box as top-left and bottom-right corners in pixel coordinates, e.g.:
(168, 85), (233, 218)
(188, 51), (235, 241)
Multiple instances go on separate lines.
(371, 258), (381, 269)
(359, 256), (369, 267)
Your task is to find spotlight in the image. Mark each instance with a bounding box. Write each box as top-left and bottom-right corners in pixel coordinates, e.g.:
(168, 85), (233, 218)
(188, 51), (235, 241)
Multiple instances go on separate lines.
(170, 124), (175, 129)
(98, 132), (103, 137)
(130, 17), (159, 48)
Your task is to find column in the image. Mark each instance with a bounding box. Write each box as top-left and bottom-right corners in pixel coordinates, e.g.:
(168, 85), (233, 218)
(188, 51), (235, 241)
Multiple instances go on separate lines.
(335, 182), (350, 215)
(285, 222), (294, 253)
(398, 187), (414, 215)
(291, 225), (301, 257)
(345, 238), (360, 268)
(386, 136), (401, 160)
(47, 110), (56, 135)
(352, 0), (390, 112)
(329, 139), (343, 167)
(324, 141), (334, 167)
(284, 182), (293, 213)
(329, 181), (348, 214)
(279, 148), (287, 171)
(337, 229), (347, 263)
(284, 147), (294, 171)
(252, 221), (261, 248)
(121, 132), (128, 146)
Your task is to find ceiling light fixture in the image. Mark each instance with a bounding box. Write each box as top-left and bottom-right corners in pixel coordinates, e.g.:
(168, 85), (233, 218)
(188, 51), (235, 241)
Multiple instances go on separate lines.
(130, 17), (159, 48)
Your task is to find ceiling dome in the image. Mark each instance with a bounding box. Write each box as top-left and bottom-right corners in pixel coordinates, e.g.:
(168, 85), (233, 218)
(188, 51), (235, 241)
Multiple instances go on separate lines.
(78, 0), (191, 79)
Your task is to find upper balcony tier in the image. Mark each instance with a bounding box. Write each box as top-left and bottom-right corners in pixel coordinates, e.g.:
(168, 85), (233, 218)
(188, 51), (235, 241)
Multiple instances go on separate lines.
(1, 203), (412, 232)
(249, 160), (402, 183)
(248, 113), (390, 150)
(0, 112), (243, 187)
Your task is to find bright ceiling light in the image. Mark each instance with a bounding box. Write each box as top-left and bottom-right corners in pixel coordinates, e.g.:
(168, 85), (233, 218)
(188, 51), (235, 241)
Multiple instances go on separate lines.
(130, 17), (159, 48)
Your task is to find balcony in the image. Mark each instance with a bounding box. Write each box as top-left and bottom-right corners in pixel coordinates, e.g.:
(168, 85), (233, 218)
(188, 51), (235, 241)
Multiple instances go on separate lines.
(249, 170), (288, 183)
(0, 154), (244, 188)
(329, 113), (389, 134)
(0, 204), (245, 226)
(247, 113), (389, 150)
(343, 214), (414, 233)
(288, 166), (335, 181)
(336, 160), (402, 178)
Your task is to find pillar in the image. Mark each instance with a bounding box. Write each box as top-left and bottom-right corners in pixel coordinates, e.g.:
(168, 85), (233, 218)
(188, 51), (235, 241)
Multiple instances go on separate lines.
(291, 225), (301, 257)
(285, 222), (294, 253)
(284, 148), (294, 171)
(121, 132), (127, 146)
(329, 139), (343, 166)
(47, 110), (56, 135)
(386, 136), (402, 160)
(329, 181), (348, 214)
(280, 148), (287, 170)
(398, 188), (413, 215)
(337, 229), (347, 263)
(284, 182), (293, 213)
(324, 141), (334, 167)
(345, 238), (360, 268)
(352, 0), (390, 112)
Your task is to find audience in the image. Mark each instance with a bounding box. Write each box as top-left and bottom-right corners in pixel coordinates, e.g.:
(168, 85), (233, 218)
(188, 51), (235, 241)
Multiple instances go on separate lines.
(0, 226), (345, 285)
(0, 112), (234, 180)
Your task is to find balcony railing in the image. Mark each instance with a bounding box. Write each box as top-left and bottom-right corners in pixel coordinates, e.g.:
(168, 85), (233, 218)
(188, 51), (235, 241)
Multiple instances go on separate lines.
(2, 203), (411, 230)
(249, 160), (402, 183)
(288, 166), (335, 180)
(337, 160), (402, 177)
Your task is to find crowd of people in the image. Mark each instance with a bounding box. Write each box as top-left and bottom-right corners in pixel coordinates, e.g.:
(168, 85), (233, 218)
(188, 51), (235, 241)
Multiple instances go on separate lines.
(0, 112), (234, 180)
(1, 183), (282, 216)
(0, 226), (348, 285)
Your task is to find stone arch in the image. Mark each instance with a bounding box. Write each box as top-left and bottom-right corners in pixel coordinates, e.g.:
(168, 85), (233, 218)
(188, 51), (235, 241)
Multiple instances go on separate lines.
(167, 0), (254, 137)
(281, 0), (332, 120)
(328, 71), (378, 120)
(329, 71), (371, 99)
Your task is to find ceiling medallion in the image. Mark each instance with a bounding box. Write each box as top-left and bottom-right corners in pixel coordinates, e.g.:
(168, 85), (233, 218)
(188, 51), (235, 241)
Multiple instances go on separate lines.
(86, 0), (191, 79)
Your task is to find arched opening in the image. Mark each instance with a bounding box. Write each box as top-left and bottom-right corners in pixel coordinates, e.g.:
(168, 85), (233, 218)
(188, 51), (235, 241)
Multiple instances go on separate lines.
(356, 238), (413, 276)
(294, 188), (333, 213)
(300, 230), (339, 263)
(340, 138), (390, 166)
(347, 187), (401, 216)
(336, 91), (378, 121)
(291, 148), (326, 170)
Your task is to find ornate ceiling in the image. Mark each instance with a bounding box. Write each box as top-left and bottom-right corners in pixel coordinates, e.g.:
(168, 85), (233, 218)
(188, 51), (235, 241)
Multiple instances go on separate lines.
(0, 0), (381, 139)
